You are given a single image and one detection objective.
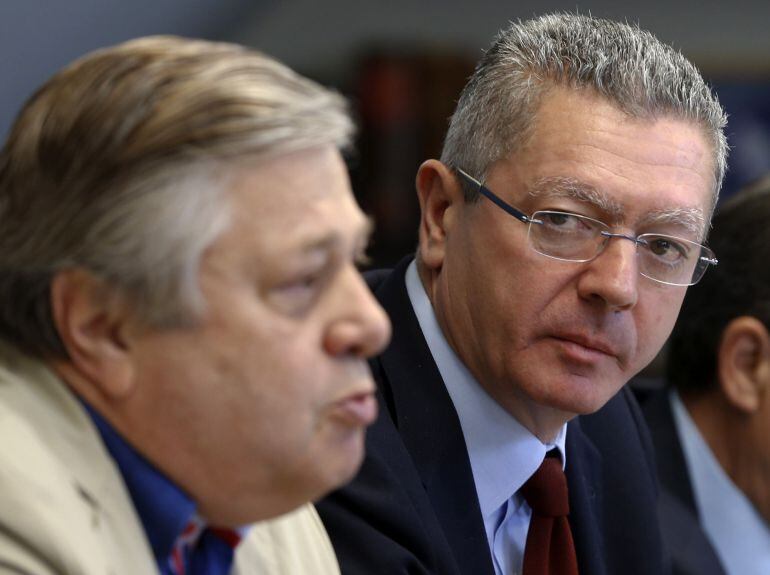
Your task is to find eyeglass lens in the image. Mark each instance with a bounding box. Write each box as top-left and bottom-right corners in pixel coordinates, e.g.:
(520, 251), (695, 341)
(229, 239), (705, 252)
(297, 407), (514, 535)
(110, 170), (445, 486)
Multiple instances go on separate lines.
(527, 211), (709, 286)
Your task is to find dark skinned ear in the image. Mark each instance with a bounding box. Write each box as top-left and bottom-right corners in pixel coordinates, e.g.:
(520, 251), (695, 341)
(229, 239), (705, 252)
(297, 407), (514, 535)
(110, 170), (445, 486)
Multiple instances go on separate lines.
(415, 159), (463, 271)
(50, 269), (137, 400)
(717, 316), (770, 414)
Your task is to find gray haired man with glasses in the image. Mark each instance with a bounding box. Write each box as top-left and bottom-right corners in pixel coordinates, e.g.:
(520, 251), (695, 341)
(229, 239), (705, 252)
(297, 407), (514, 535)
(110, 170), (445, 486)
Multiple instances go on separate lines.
(318, 12), (726, 575)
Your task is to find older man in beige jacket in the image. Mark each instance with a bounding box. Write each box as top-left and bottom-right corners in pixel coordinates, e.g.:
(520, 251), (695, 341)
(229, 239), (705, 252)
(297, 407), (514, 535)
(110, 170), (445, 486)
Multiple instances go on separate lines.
(0, 36), (390, 574)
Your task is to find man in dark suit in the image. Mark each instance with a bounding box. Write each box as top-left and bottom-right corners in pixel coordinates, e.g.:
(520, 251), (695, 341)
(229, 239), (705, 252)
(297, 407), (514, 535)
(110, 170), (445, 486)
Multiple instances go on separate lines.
(643, 180), (770, 575)
(318, 13), (727, 575)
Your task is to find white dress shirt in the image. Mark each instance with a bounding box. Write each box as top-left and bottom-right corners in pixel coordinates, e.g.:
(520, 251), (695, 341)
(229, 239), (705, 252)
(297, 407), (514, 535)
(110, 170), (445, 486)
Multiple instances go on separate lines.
(405, 261), (567, 575)
(671, 390), (770, 575)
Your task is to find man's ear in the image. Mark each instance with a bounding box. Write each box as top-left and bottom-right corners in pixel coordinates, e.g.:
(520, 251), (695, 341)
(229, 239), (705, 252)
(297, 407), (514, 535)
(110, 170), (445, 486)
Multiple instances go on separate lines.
(717, 316), (770, 414)
(50, 269), (137, 400)
(415, 160), (463, 271)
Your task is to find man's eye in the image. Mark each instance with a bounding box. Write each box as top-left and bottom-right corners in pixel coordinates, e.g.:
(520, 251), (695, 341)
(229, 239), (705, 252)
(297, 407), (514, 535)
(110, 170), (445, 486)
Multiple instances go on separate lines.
(545, 213), (569, 225)
(268, 271), (326, 314)
(647, 237), (689, 262)
(649, 239), (671, 256)
(284, 273), (320, 294)
(538, 211), (587, 231)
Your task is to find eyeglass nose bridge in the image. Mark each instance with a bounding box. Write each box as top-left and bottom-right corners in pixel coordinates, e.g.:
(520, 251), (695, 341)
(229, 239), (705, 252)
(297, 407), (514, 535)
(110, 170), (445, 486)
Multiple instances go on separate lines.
(598, 230), (647, 251)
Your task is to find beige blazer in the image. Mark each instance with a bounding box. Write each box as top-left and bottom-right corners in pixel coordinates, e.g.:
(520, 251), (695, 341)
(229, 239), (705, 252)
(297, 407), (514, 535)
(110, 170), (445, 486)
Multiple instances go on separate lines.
(0, 343), (339, 574)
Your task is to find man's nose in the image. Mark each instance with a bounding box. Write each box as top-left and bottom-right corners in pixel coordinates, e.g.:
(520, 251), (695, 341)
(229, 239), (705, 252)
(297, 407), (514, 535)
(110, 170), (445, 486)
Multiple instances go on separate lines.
(324, 266), (392, 358)
(576, 235), (639, 311)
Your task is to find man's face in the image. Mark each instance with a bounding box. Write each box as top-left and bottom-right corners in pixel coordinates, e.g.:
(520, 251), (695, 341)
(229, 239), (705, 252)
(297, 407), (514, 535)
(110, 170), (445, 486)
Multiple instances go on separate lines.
(430, 88), (714, 437)
(124, 146), (390, 524)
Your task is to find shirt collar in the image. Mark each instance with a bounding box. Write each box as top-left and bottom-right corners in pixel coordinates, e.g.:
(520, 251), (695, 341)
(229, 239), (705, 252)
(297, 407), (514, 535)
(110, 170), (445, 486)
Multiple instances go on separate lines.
(83, 402), (197, 565)
(405, 260), (567, 519)
(670, 390), (770, 574)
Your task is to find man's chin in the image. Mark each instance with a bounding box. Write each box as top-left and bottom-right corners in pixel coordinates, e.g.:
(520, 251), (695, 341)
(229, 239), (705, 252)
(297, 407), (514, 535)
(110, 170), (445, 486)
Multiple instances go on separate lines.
(529, 372), (626, 418)
(315, 431), (367, 491)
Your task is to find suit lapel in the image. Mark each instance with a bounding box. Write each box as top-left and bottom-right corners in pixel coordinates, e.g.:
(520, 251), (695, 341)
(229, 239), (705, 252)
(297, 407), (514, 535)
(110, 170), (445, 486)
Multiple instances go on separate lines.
(565, 418), (607, 575)
(372, 259), (496, 575)
(643, 391), (699, 513)
(0, 343), (157, 574)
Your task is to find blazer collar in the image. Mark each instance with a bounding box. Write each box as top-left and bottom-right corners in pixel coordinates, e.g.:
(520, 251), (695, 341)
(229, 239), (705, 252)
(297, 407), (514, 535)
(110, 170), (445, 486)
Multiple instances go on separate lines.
(373, 257), (496, 575)
(565, 417), (606, 575)
(642, 389), (699, 513)
(0, 341), (157, 571)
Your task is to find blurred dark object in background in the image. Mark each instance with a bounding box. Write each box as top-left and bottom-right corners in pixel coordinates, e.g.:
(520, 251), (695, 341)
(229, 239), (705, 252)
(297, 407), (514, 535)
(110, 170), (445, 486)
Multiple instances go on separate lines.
(713, 82), (770, 202)
(351, 50), (474, 268)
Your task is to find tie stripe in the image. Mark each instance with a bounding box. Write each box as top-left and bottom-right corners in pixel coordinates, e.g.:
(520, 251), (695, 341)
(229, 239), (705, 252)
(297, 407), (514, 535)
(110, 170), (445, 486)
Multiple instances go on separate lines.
(169, 517), (204, 575)
(167, 517), (241, 575)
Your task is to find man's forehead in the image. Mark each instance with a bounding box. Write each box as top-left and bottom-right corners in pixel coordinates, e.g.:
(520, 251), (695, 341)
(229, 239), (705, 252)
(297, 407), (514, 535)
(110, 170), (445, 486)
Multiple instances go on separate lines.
(297, 214), (372, 249)
(227, 147), (355, 220)
(531, 88), (716, 167)
(495, 90), (716, 236)
(269, 210), (373, 258)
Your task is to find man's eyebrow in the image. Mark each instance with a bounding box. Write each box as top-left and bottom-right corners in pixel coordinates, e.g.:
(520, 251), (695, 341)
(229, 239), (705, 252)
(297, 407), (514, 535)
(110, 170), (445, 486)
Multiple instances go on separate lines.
(527, 176), (624, 220)
(527, 176), (707, 237)
(638, 208), (706, 239)
(295, 214), (374, 254)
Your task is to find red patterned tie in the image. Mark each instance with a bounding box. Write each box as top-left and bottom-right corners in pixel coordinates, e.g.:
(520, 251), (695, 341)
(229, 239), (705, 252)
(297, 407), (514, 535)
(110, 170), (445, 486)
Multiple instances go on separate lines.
(520, 455), (579, 575)
(168, 517), (242, 575)
(170, 518), (204, 574)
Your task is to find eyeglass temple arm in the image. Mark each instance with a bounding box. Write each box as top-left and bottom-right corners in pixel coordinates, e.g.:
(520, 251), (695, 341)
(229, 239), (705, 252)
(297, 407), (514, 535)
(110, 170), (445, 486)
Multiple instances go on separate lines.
(455, 168), (531, 224)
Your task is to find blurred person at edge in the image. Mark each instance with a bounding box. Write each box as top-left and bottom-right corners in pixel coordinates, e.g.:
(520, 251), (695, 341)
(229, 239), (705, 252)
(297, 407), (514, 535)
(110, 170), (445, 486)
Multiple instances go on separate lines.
(643, 177), (770, 575)
(317, 12), (726, 575)
(0, 36), (390, 575)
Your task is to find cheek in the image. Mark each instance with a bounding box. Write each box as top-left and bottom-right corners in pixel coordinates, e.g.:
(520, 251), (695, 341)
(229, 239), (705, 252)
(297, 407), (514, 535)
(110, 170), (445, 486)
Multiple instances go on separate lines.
(242, 342), (327, 409)
(182, 319), (326, 433)
(499, 265), (575, 336)
(225, 355), (330, 473)
(634, 291), (685, 363)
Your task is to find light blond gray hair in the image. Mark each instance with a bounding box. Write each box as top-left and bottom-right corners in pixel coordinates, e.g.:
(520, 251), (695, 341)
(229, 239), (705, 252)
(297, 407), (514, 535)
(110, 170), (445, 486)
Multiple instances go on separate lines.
(0, 36), (354, 358)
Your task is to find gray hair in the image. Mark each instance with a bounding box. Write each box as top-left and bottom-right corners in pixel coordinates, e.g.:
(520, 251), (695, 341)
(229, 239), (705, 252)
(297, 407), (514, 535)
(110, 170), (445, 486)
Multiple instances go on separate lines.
(441, 13), (728, 211)
(0, 36), (354, 358)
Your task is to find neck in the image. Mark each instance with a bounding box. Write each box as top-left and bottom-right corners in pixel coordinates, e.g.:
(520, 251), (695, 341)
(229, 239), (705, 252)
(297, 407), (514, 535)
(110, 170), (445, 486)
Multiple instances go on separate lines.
(416, 258), (570, 442)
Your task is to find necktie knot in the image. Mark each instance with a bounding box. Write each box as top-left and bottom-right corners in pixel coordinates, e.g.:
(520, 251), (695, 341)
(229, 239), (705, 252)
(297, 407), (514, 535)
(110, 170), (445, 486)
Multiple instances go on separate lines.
(520, 453), (578, 575)
(521, 457), (569, 517)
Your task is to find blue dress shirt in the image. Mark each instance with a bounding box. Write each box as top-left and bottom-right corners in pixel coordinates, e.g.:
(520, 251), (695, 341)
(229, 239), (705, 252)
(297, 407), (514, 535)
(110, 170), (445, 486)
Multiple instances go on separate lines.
(405, 261), (567, 575)
(84, 403), (233, 574)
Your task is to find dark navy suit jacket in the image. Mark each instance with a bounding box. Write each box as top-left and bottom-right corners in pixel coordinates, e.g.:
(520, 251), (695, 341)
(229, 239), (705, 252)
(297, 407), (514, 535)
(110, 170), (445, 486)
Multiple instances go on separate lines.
(641, 390), (726, 575)
(318, 258), (667, 574)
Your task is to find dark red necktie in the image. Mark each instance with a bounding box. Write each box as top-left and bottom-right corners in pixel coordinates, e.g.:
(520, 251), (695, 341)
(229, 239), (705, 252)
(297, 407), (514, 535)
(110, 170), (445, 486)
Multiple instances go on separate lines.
(520, 454), (579, 575)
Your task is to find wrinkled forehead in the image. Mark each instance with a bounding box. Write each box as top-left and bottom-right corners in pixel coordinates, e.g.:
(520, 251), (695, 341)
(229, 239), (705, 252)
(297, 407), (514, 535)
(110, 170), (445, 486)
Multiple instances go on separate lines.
(496, 87), (720, 215)
(219, 146), (369, 249)
(485, 90), (716, 239)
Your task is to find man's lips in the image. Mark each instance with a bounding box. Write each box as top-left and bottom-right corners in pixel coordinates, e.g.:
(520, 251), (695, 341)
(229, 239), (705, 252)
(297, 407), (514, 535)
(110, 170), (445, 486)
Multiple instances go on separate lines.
(549, 333), (621, 361)
(329, 391), (378, 427)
